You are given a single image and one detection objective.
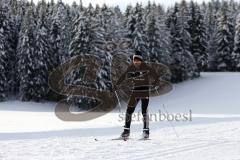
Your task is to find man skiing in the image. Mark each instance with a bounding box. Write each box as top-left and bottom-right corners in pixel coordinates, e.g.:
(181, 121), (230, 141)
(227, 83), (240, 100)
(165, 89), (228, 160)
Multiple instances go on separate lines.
(113, 50), (160, 139)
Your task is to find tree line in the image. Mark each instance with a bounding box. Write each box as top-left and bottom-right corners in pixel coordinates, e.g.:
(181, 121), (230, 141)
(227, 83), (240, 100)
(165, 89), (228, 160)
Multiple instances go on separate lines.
(0, 0), (240, 103)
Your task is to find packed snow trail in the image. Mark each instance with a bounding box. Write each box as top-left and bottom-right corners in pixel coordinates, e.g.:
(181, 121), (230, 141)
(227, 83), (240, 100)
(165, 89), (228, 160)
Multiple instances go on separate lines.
(0, 72), (240, 160)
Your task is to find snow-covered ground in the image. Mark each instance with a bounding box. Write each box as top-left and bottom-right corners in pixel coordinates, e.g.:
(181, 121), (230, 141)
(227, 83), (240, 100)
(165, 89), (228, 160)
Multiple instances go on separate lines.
(1, 72), (240, 160)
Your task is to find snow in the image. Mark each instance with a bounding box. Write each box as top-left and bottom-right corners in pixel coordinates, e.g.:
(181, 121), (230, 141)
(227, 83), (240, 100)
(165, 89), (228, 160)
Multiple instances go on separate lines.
(0, 72), (240, 160)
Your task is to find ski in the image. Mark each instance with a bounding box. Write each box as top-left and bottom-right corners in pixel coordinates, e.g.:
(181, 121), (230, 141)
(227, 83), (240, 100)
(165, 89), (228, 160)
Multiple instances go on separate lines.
(111, 137), (130, 141)
(138, 137), (151, 141)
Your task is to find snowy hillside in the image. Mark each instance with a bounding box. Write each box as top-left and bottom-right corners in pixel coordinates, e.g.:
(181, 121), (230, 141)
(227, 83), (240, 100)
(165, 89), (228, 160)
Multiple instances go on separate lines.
(0, 72), (240, 160)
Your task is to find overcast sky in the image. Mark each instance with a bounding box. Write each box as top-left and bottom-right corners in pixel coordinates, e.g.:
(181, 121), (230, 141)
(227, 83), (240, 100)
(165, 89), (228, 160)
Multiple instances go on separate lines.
(34, 0), (239, 10)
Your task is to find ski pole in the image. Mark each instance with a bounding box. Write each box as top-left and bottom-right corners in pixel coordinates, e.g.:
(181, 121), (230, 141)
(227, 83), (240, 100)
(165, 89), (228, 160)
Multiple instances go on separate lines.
(162, 104), (179, 138)
(155, 86), (179, 138)
(114, 90), (122, 113)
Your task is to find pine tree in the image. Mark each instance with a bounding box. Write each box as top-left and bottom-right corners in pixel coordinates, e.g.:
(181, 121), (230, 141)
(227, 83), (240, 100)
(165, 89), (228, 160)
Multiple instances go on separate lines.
(17, 4), (37, 101)
(0, 1), (19, 97)
(45, 0), (55, 29)
(156, 5), (172, 65)
(215, 1), (234, 71)
(113, 5), (122, 20)
(144, 1), (152, 20)
(179, 0), (191, 53)
(34, 0), (51, 101)
(49, 18), (61, 68)
(179, 0), (199, 77)
(66, 13), (92, 106)
(69, 15), (91, 58)
(131, 3), (148, 59)
(204, 1), (218, 71)
(0, 8), (7, 101)
(70, 1), (79, 19)
(232, 14), (240, 71)
(7, 7), (18, 95)
(167, 4), (185, 82)
(167, 3), (198, 82)
(146, 10), (171, 64)
(156, 4), (165, 17)
(51, 0), (71, 63)
(124, 4), (133, 27)
(93, 4), (112, 91)
(146, 10), (158, 62)
(126, 7), (136, 35)
(188, 1), (208, 71)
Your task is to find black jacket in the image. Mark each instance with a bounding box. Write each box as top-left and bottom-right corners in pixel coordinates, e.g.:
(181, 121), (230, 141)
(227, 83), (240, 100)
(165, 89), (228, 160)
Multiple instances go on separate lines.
(115, 62), (160, 90)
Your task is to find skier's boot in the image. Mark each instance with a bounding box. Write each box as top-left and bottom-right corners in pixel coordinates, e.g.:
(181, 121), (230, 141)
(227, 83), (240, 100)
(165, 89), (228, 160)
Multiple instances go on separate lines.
(142, 128), (150, 139)
(121, 128), (130, 138)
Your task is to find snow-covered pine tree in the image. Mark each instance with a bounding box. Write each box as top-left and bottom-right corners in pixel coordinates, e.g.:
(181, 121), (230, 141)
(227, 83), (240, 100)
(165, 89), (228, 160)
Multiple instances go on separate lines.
(131, 3), (148, 60)
(93, 4), (113, 91)
(70, 1), (79, 19)
(231, 14), (240, 71)
(146, 10), (171, 65)
(94, 4), (101, 17)
(47, 1), (71, 101)
(33, 0), (51, 101)
(67, 11), (92, 87)
(66, 12), (92, 109)
(156, 3), (165, 17)
(178, 0), (191, 54)
(155, 4), (172, 66)
(69, 15), (91, 58)
(229, 0), (239, 27)
(6, 3), (19, 96)
(167, 3), (198, 82)
(69, 2), (85, 44)
(70, 1), (84, 40)
(188, 1), (208, 71)
(51, 0), (71, 63)
(214, 0), (222, 12)
(17, 4), (38, 101)
(66, 4), (111, 109)
(178, 0), (199, 78)
(85, 3), (94, 17)
(67, 3), (95, 77)
(215, 1), (234, 71)
(204, 1), (218, 71)
(144, 1), (152, 21)
(49, 0), (72, 68)
(49, 17), (61, 68)
(0, 6), (7, 101)
(123, 4), (133, 27)
(0, 1), (19, 97)
(45, 0), (55, 30)
(126, 6), (136, 35)
(151, 2), (157, 13)
(113, 5), (122, 21)
(167, 4), (185, 82)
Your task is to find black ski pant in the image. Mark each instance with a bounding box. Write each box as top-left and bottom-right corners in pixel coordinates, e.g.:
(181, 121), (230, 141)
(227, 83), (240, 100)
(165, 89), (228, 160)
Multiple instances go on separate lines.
(124, 96), (149, 130)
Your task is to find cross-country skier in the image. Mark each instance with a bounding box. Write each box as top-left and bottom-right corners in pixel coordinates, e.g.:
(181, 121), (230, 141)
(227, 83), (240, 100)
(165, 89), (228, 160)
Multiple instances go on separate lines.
(113, 50), (161, 139)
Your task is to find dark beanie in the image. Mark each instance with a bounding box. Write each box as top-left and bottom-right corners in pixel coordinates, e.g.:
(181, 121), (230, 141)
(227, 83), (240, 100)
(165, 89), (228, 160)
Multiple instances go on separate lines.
(133, 50), (143, 61)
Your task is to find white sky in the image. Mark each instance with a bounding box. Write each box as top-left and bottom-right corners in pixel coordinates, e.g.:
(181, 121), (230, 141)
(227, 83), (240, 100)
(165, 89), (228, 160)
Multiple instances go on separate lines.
(34, 0), (239, 10)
